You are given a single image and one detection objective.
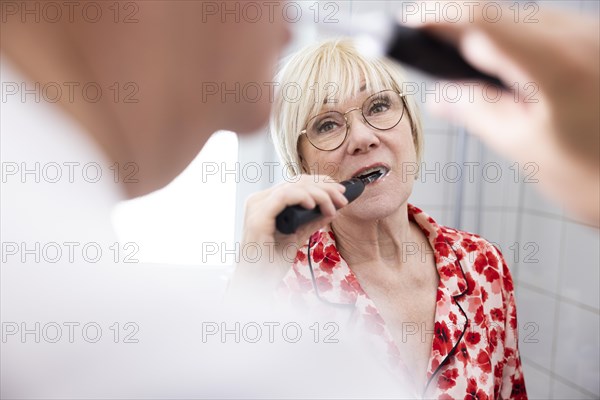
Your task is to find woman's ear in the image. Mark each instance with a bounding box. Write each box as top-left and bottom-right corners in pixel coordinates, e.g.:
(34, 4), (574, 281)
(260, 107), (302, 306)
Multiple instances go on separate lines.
(297, 139), (310, 174)
(299, 154), (309, 174)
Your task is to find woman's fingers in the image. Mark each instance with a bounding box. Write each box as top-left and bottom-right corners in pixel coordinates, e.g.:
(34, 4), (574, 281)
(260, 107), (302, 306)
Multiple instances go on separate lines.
(243, 175), (348, 240)
(265, 175), (346, 216)
(296, 182), (347, 217)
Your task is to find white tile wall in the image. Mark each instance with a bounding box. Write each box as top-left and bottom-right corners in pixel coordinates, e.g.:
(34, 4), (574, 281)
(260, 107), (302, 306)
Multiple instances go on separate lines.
(552, 378), (597, 400)
(516, 284), (557, 368)
(479, 209), (519, 258)
(462, 136), (484, 209)
(481, 148), (523, 210)
(410, 131), (454, 209)
(553, 302), (600, 396)
(460, 209), (479, 236)
(522, 182), (564, 218)
(559, 222), (600, 310)
(515, 214), (564, 294)
(522, 361), (552, 400)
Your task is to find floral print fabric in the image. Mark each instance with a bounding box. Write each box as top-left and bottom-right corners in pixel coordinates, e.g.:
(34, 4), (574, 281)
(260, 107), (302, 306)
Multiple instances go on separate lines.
(279, 204), (527, 399)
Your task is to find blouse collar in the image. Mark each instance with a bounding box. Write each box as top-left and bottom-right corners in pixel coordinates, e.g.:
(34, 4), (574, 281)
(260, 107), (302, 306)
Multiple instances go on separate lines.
(306, 203), (468, 304)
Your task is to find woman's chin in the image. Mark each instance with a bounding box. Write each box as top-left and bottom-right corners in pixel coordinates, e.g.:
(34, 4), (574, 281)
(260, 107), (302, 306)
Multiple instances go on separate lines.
(344, 200), (405, 222)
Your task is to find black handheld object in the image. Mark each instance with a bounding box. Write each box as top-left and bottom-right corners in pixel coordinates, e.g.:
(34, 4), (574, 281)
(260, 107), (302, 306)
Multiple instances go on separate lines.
(275, 178), (365, 235)
(386, 24), (505, 89)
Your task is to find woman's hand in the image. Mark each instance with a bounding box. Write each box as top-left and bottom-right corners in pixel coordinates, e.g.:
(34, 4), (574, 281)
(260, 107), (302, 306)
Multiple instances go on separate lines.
(403, 5), (600, 225)
(227, 175), (349, 301)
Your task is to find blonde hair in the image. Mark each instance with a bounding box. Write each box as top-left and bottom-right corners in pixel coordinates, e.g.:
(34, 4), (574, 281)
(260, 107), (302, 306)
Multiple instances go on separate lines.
(270, 38), (423, 176)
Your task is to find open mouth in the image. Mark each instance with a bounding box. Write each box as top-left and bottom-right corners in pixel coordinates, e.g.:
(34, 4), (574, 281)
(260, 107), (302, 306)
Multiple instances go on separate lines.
(354, 165), (390, 185)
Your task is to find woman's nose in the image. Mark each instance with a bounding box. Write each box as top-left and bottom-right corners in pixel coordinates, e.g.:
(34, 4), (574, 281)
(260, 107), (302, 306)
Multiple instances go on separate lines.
(345, 111), (381, 155)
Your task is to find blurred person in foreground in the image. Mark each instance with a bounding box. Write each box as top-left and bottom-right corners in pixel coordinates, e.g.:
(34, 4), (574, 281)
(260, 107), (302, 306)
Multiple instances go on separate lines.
(1, 1), (290, 397)
(231, 38), (527, 399)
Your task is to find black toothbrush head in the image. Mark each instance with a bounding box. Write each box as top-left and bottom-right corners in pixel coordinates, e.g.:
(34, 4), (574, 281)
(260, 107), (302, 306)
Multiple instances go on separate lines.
(358, 170), (384, 185)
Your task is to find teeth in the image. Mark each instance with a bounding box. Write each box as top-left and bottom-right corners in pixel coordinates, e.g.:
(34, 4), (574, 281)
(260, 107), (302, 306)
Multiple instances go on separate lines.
(355, 166), (390, 184)
(356, 166), (389, 178)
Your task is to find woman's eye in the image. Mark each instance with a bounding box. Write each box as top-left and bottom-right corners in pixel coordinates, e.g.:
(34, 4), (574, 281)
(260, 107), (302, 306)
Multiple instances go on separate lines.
(317, 120), (339, 134)
(369, 101), (390, 115)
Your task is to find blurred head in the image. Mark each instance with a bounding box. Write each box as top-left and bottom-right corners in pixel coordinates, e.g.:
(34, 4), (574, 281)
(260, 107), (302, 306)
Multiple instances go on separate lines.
(1, 1), (291, 197)
(270, 38), (423, 220)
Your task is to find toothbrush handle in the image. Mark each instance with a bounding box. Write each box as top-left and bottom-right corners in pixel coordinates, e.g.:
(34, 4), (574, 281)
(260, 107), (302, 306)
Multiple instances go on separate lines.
(387, 24), (506, 88)
(275, 178), (365, 234)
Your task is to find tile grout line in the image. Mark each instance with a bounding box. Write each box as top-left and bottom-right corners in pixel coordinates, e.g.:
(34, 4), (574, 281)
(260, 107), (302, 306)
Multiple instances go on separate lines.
(522, 357), (598, 399)
(517, 281), (600, 316)
(513, 179), (526, 284)
(549, 216), (567, 397)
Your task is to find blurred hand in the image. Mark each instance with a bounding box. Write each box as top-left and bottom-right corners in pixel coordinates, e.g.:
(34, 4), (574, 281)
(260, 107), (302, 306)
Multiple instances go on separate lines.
(227, 175), (348, 301)
(404, 4), (600, 225)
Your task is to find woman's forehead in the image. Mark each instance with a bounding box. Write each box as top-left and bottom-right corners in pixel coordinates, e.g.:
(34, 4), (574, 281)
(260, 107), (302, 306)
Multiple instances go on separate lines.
(322, 83), (367, 105)
(300, 67), (396, 119)
(315, 82), (388, 113)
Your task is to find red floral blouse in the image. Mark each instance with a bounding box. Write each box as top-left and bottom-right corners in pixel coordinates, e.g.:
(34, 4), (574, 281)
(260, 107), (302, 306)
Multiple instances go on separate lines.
(278, 204), (527, 399)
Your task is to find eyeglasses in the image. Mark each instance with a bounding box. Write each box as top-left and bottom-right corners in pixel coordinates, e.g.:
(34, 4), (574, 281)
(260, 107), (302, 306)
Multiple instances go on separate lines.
(300, 90), (406, 152)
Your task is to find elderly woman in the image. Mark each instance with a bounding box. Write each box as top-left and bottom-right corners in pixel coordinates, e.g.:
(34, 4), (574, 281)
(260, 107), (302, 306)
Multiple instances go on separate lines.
(232, 39), (526, 399)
